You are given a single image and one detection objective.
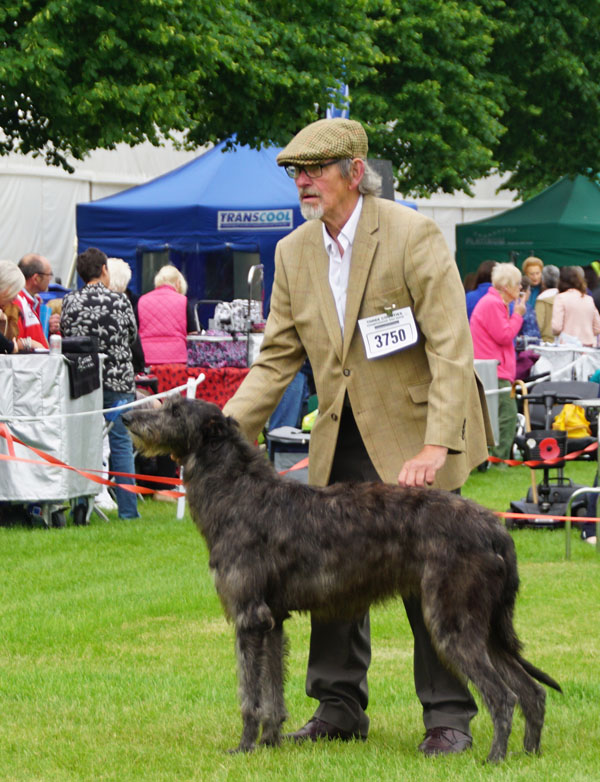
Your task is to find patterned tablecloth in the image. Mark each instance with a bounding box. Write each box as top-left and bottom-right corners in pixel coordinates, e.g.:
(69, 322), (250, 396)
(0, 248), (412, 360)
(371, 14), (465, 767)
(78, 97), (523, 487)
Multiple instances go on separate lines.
(148, 364), (249, 408)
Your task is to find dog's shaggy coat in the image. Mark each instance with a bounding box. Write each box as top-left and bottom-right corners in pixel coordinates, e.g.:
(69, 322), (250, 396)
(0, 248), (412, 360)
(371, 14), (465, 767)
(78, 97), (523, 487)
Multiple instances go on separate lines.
(124, 396), (561, 762)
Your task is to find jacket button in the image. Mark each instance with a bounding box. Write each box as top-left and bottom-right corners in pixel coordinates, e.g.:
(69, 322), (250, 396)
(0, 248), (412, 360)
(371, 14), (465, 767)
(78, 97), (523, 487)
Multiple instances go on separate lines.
(343, 368), (351, 376)
(331, 413), (338, 421)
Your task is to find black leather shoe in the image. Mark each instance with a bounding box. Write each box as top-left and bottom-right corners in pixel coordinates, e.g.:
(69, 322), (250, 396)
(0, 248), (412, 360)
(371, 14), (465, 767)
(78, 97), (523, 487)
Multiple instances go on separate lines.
(418, 726), (472, 755)
(285, 718), (366, 743)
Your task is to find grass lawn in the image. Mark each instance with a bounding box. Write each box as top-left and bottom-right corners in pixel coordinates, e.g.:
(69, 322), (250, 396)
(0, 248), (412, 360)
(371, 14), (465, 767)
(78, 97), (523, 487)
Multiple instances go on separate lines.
(1, 461), (599, 781)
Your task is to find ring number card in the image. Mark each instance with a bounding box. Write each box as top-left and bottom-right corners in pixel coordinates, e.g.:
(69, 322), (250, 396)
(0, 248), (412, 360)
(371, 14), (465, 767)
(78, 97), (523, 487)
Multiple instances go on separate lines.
(358, 306), (419, 359)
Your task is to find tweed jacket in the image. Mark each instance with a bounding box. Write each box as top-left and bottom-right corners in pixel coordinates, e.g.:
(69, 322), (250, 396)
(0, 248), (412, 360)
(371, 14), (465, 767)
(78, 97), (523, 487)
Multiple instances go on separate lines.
(223, 195), (491, 490)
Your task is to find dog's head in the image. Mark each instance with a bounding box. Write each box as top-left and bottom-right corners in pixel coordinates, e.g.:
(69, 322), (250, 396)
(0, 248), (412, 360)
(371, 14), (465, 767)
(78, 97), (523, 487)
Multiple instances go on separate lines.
(123, 396), (234, 461)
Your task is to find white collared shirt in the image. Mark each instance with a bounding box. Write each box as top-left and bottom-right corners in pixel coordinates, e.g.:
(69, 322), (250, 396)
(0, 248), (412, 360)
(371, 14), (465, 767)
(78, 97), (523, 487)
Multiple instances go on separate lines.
(322, 195), (363, 336)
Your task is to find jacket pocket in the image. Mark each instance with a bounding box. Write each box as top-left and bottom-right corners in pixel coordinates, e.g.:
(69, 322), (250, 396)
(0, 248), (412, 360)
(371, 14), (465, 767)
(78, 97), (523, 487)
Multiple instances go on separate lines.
(407, 381), (430, 404)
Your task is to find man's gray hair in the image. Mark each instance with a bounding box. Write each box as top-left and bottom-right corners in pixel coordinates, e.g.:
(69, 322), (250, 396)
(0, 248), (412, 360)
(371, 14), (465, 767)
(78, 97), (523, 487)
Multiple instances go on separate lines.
(337, 158), (382, 197)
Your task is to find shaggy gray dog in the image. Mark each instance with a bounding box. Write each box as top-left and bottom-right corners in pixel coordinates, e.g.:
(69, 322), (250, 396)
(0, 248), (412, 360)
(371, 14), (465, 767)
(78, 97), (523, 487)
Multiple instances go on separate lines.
(124, 396), (561, 762)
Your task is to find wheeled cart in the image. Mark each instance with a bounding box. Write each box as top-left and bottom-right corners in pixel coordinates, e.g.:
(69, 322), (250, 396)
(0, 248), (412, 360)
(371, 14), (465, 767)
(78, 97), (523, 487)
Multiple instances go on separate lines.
(0, 353), (103, 527)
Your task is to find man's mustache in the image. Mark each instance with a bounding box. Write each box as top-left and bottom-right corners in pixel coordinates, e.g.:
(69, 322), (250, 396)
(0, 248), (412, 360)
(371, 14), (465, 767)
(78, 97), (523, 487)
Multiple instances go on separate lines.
(299, 188), (320, 198)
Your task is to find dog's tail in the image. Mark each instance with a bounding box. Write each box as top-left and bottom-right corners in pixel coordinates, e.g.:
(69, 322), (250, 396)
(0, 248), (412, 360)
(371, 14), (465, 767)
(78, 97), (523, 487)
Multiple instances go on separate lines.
(490, 529), (562, 694)
(516, 655), (562, 693)
(493, 601), (563, 694)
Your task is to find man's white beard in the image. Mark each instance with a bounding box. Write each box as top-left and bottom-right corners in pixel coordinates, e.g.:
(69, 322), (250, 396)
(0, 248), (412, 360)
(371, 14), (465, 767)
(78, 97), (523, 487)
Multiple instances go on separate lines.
(300, 202), (324, 221)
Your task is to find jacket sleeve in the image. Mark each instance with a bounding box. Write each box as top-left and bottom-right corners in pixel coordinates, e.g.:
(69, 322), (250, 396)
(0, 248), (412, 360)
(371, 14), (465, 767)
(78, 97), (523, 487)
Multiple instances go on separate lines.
(551, 295), (565, 335)
(483, 297), (522, 345)
(593, 305), (600, 337)
(535, 299), (547, 338)
(402, 215), (481, 452)
(123, 297), (137, 344)
(59, 295), (74, 337)
(0, 332), (15, 354)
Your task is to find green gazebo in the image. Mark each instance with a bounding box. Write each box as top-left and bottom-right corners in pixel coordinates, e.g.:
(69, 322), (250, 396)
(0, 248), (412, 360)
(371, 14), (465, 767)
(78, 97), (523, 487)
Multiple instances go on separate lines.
(455, 175), (600, 278)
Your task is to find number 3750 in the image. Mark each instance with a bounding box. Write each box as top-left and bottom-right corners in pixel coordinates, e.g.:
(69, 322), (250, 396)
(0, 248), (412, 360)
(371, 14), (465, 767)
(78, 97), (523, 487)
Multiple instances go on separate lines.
(373, 329), (406, 349)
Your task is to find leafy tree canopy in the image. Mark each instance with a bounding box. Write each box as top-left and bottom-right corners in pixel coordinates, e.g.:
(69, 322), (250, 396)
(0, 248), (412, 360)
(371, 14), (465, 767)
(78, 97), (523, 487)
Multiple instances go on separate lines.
(354, 0), (506, 196)
(2, 0), (600, 199)
(488, 0), (600, 197)
(0, 0), (376, 169)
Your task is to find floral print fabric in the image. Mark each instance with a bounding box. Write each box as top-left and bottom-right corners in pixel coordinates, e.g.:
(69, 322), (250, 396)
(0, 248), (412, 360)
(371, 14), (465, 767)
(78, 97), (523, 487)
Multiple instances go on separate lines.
(60, 283), (137, 393)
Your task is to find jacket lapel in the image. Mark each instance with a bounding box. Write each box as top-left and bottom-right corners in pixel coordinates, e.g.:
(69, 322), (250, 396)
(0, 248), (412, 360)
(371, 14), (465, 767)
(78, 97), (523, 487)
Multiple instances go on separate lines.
(342, 196), (379, 362)
(305, 226), (344, 361)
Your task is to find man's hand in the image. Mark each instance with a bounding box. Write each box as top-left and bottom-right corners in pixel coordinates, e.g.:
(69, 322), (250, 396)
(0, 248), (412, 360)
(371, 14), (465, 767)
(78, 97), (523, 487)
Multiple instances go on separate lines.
(397, 445), (448, 488)
(514, 292), (528, 317)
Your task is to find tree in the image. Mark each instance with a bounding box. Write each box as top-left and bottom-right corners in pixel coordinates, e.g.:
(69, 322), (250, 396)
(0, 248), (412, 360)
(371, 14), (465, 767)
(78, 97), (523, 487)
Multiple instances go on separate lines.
(0, 0), (376, 170)
(487, 0), (600, 198)
(351, 0), (600, 198)
(352, 0), (506, 196)
(4, 0), (600, 199)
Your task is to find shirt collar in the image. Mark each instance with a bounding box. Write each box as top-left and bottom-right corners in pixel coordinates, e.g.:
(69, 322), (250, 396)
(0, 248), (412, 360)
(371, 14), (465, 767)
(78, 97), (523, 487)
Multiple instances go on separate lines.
(322, 195), (363, 255)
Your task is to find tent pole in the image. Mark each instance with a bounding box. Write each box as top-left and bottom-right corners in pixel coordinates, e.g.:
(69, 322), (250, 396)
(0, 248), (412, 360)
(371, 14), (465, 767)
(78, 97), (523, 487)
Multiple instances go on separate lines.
(65, 235), (78, 289)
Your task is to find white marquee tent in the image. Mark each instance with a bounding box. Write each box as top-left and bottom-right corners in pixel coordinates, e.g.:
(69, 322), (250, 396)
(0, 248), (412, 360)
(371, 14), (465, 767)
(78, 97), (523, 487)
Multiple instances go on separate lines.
(0, 142), (199, 284)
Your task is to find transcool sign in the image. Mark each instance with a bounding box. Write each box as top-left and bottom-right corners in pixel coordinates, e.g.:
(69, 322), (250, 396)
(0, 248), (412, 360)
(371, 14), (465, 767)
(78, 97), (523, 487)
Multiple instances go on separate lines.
(217, 209), (294, 231)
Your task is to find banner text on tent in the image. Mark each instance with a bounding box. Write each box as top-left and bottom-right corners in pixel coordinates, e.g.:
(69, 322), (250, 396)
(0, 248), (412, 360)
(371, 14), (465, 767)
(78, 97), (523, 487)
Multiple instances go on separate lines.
(217, 210), (294, 230)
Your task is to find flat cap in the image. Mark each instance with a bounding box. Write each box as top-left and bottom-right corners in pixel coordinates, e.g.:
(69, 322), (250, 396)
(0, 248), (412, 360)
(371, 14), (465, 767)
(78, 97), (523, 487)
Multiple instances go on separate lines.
(276, 118), (368, 166)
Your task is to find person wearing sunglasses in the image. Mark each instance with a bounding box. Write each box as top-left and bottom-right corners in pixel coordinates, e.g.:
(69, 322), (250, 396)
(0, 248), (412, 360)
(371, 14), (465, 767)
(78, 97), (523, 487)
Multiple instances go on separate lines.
(223, 118), (491, 757)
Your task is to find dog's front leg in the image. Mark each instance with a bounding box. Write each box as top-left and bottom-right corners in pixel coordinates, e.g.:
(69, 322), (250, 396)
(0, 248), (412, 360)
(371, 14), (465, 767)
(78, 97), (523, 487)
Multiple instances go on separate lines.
(259, 620), (288, 747)
(231, 602), (274, 753)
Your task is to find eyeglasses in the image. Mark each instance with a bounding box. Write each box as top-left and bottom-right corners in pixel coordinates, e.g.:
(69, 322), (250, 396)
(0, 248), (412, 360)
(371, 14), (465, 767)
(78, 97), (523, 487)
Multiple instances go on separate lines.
(284, 160), (339, 180)
(37, 272), (53, 278)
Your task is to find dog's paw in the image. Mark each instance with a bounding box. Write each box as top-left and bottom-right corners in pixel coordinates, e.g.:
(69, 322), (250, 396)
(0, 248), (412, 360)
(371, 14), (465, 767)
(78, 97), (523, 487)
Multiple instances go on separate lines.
(259, 733), (282, 748)
(227, 743), (255, 754)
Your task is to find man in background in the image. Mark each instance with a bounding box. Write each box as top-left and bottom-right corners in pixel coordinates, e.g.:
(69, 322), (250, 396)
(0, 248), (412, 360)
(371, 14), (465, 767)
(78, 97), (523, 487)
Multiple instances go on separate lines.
(14, 253), (53, 348)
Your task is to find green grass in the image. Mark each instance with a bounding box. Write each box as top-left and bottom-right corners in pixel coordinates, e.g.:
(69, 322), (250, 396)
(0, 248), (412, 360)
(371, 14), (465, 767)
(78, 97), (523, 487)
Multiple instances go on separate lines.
(1, 462), (599, 781)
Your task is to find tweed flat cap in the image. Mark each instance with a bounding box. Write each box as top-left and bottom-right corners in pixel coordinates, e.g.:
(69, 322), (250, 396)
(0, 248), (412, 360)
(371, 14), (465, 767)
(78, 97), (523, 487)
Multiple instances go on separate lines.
(276, 118), (368, 166)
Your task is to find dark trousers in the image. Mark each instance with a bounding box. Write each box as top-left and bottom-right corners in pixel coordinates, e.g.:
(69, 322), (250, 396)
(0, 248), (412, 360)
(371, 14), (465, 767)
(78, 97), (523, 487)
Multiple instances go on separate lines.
(306, 404), (478, 736)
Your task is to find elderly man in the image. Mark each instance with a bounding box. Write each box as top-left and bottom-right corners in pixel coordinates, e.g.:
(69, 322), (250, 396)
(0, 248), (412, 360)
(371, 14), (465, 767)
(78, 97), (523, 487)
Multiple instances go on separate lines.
(14, 253), (53, 348)
(222, 118), (490, 755)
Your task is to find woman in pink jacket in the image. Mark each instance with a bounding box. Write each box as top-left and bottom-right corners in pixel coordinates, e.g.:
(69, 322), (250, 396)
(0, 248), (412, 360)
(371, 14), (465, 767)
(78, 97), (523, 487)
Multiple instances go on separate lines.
(552, 266), (600, 346)
(138, 265), (197, 364)
(470, 263), (527, 460)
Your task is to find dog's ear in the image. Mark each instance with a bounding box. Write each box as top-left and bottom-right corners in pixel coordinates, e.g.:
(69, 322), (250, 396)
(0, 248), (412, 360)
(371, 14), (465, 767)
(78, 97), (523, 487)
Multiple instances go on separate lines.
(203, 413), (234, 441)
(182, 400), (232, 452)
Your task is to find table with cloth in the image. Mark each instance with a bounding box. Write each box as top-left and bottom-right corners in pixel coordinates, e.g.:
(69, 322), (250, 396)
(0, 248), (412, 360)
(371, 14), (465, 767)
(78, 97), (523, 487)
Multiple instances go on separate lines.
(148, 365), (249, 407)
